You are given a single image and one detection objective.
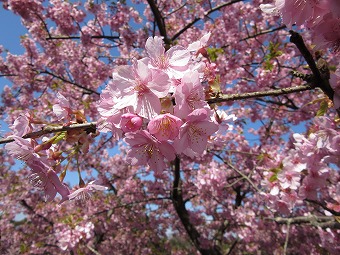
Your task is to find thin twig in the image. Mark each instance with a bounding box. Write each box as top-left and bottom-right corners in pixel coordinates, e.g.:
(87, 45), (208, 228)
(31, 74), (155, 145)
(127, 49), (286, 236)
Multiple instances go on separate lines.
(241, 25), (287, 41)
(86, 244), (102, 255)
(213, 153), (262, 193)
(46, 35), (119, 42)
(283, 219), (291, 255)
(41, 70), (100, 95)
(171, 0), (243, 42)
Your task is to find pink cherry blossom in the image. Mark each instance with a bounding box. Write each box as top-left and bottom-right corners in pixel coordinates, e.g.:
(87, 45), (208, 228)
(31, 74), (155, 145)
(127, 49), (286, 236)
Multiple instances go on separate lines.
(9, 113), (32, 137)
(119, 113), (143, 133)
(110, 58), (171, 119)
(52, 92), (72, 121)
(261, 0), (329, 28)
(174, 108), (219, 155)
(124, 130), (176, 172)
(68, 181), (108, 201)
(5, 135), (36, 162)
(147, 113), (183, 141)
(145, 36), (190, 79)
(174, 70), (208, 119)
(187, 32), (211, 52)
(330, 68), (340, 109)
(313, 13), (340, 51)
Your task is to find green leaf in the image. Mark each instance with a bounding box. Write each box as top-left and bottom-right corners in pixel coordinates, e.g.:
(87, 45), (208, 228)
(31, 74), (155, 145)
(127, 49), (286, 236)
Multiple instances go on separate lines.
(53, 131), (66, 144)
(207, 47), (224, 61)
(268, 174), (278, 182)
(316, 100), (329, 116)
(268, 162), (283, 182)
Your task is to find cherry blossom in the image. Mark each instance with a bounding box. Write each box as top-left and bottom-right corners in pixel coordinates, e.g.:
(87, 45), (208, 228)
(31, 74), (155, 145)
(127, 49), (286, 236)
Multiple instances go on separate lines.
(147, 113), (183, 141)
(68, 181), (108, 201)
(124, 130), (176, 172)
(174, 108), (219, 155)
(109, 58), (171, 119)
(145, 36), (191, 79)
(1, 0), (340, 254)
(174, 70), (208, 119)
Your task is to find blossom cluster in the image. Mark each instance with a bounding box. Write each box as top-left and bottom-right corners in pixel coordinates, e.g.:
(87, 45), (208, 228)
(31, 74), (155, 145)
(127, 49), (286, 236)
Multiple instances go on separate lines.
(54, 221), (94, 251)
(5, 99), (107, 203)
(262, 116), (340, 214)
(260, 0), (340, 51)
(97, 33), (227, 173)
(4, 33), (229, 202)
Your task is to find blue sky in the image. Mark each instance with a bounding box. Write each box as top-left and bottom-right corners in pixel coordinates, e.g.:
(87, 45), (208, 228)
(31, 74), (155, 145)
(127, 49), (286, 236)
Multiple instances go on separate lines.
(0, 7), (26, 134)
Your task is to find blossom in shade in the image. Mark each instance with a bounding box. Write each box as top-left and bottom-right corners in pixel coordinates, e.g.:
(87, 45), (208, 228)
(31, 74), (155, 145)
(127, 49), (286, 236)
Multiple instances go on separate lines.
(124, 130), (176, 172)
(313, 13), (340, 52)
(260, 0), (328, 28)
(53, 92), (72, 121)
(147, 113), (183, 141)
(10, 114), (32, 137)
(68, 181), (108, 201)
(174, 108), (219, 155)
(330, 68), (340, 109)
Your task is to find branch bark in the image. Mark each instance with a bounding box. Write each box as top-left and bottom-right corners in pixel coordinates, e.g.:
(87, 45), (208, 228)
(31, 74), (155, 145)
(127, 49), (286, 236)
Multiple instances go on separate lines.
(265, 215), (340, 229)
(207, 84), (314, 104)
(171, 156), (222, 255)
(146, 0), (170, 46)
(0, 122), (96, 145)
(289, 30), (334, 101)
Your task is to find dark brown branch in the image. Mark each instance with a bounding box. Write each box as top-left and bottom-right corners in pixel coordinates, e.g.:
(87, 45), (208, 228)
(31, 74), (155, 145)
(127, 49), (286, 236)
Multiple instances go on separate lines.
(171, 0), (243, 42)
(41, 70), (100, 95)
(46, 35), (120, 42)
(240, 25), (287, 41)
(289, 30), (334, 101)
(207, 84), (313, 104)
(305, 199), (340, 216)
(171, 156), (222, 255)
(0, 122), (96, 144)
(146, 0), (170, 46)
(19, 199), (53, 226)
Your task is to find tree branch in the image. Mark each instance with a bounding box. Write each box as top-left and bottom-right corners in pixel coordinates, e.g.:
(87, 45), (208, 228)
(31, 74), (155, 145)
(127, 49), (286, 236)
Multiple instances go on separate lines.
(19, 199), (54, 226)
(46, 35), (120, 42)
(171, 156), (222, 255)
(240, 25), (287, 41)
(0, 122), (97, 144)
(146, 0), (170, 46)
(41, 70), (100, 95)
(289, 30), (334, 101)
(0, 84), (316, 146)
(207, 84), (314, 104)
(265, 215), (340, 229)
(171, 0), (244, 42)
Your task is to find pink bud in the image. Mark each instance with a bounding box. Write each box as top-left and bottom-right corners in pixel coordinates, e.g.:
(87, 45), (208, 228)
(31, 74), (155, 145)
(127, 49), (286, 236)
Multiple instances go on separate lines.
(120, 113), (143, 133)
